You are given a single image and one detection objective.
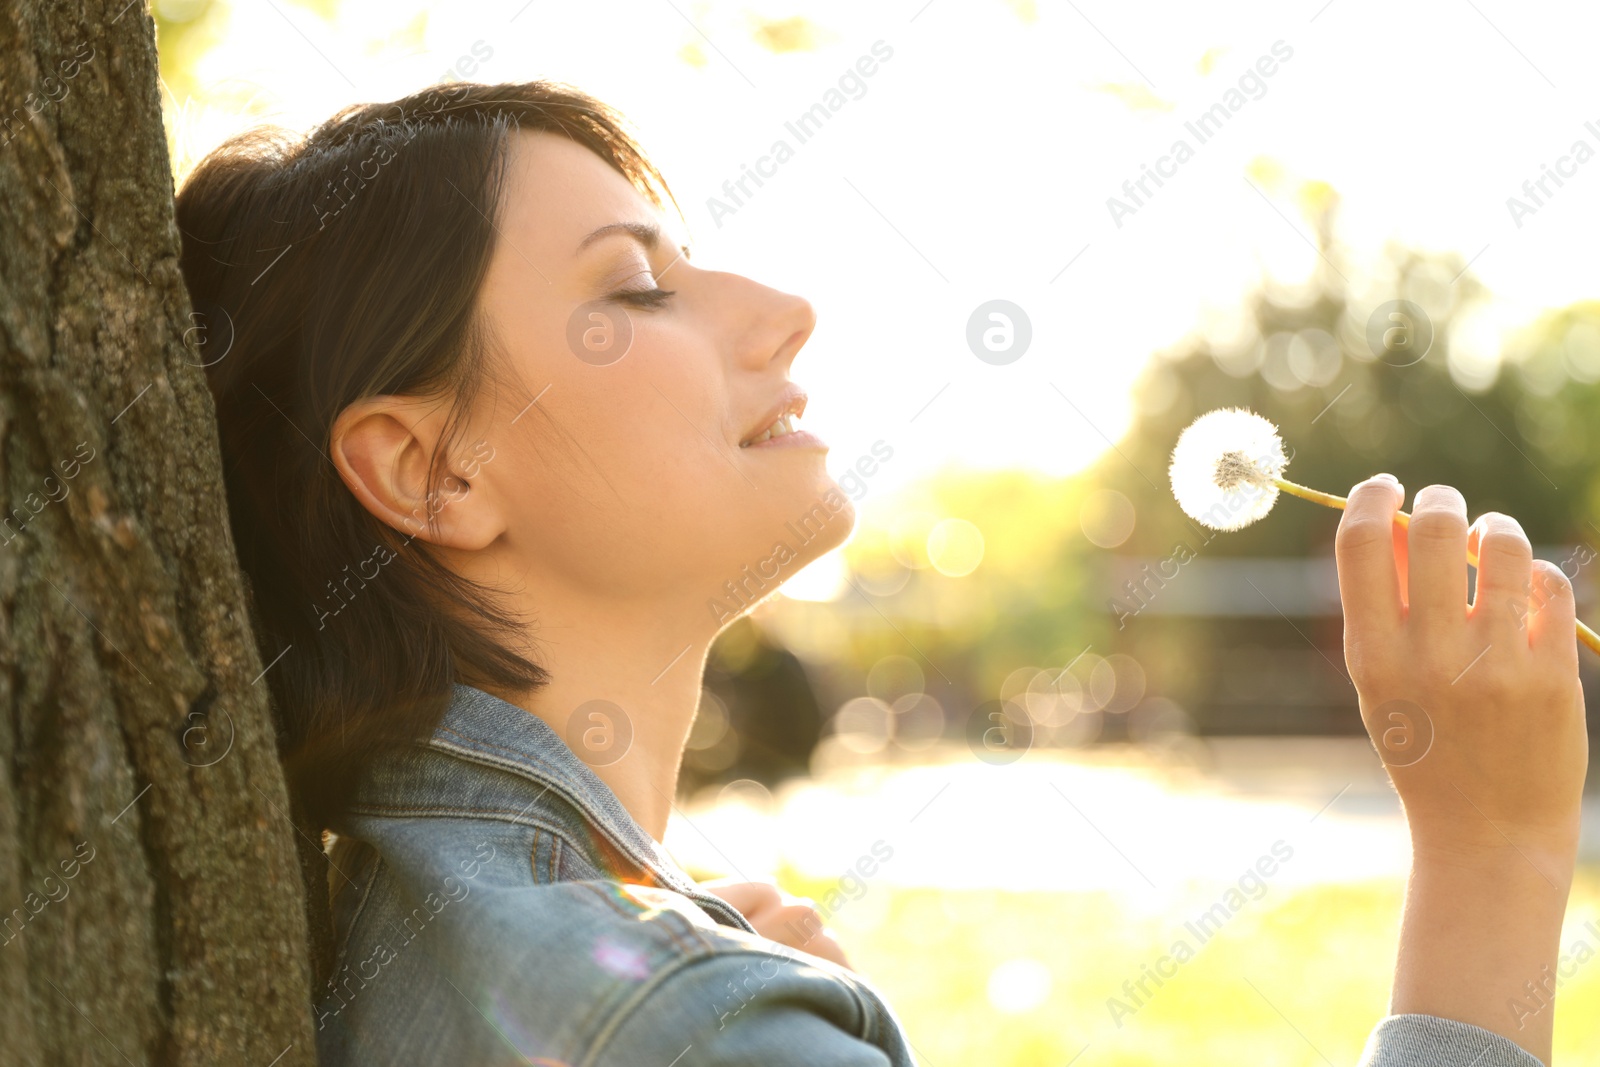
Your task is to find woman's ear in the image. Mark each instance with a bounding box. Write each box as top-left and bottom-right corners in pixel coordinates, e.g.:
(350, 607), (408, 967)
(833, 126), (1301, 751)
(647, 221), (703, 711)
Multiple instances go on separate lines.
(329, 395), (505, 551)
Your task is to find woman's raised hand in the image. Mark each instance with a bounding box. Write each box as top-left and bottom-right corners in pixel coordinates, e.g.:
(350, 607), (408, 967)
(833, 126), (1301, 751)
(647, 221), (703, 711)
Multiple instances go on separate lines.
(1335, 474), (1589, 1063)
(1335, 475), (1587, 856)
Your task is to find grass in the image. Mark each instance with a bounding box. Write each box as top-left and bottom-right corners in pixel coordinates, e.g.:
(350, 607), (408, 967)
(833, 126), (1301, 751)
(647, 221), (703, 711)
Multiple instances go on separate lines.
(780, 866), (1600, 1066)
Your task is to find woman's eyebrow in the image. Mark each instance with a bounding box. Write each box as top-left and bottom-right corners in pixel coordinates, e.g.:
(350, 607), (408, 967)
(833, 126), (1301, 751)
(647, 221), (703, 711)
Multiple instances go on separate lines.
(576, 220), (660, 253)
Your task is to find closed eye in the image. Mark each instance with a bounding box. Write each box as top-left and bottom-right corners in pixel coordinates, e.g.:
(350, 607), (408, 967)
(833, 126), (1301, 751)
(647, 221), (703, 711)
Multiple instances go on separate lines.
(612, 286), (675, 309)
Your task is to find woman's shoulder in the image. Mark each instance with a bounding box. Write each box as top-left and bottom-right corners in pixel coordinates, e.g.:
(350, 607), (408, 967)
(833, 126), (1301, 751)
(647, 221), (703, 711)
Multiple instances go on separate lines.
(314, 683), (915, 1065)
(316, 829), (911, 1066)
(330, 682), (759, 928)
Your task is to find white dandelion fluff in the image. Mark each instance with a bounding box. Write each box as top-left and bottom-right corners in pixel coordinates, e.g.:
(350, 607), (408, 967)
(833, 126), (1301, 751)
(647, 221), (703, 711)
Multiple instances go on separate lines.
(1161, 407), (1600, 656)
(1169, 407), (1289, 531)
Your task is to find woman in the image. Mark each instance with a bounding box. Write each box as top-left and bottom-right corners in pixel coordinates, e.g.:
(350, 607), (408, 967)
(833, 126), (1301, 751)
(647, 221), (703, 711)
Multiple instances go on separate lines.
(175, 81), (1585, 1065)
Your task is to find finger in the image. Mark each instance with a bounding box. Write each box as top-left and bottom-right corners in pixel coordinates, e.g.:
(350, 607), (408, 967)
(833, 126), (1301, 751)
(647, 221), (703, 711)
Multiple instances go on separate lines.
(759, 903), (826, 948)
(1334, 475), (1406, 638)
(1407, 484), (1469, 631)
(1526, 559), (1579, 667)
(1467, 512), (1533, 647)
(808, 934), (851, 970)
(702, 880), (780, 919)
(767, 903), (824, 935)
(765, 904), (849, 966)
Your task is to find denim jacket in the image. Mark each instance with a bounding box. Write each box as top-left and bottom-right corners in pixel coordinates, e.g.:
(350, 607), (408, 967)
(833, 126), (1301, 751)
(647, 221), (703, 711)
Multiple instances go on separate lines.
(314, 683), (1542, 1067)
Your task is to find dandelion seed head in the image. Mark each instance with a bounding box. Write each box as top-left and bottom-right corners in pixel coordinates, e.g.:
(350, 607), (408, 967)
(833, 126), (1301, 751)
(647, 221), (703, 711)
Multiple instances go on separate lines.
(1169, 407), (1289, 531)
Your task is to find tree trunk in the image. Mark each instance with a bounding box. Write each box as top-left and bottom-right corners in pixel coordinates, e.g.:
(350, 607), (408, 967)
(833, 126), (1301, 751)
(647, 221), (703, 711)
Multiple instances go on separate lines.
(0, 2), (318, 1063)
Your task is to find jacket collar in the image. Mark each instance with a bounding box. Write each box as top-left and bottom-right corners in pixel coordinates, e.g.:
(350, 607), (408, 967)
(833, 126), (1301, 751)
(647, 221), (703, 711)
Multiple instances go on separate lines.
(419, 683), (756, 934)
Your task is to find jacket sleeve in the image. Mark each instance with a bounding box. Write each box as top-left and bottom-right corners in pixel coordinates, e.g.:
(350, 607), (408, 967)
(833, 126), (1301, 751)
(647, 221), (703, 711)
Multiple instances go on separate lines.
(1359, 1015), (1544, 1067)
(590, 948), (916, 1067)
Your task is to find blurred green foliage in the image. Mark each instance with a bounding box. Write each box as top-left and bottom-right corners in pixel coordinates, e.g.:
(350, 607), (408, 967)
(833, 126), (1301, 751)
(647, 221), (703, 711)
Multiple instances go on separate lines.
(1081, 197), (1600, 734)
(763, 469), (1109, 741)
(1118, 251), (1600, 565)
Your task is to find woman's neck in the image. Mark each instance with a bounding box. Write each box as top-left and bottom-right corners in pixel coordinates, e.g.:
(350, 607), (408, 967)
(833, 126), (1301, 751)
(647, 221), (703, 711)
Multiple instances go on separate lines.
(484, 589), (718, 842)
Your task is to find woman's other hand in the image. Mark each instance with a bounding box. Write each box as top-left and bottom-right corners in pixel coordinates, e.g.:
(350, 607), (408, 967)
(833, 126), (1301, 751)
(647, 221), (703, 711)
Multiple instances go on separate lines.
(700, 879), (852, 971)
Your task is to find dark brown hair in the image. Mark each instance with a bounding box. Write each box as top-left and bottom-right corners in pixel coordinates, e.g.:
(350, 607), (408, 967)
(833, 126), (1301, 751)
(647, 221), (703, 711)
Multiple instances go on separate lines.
(176, 82), (669, 823)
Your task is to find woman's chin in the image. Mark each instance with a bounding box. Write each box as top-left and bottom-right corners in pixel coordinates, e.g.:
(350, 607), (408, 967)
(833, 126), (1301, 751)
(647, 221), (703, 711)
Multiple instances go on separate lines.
(806, 492), (857, 559)
(715, 478), (856, 585)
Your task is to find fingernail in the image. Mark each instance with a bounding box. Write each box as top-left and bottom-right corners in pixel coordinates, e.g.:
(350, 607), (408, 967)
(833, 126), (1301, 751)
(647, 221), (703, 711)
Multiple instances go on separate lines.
(1373, 473), (1398, 483)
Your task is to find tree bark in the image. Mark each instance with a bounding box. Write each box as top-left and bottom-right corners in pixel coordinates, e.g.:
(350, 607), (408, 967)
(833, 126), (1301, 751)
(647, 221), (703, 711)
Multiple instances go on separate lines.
(0, 2), (317, 1064)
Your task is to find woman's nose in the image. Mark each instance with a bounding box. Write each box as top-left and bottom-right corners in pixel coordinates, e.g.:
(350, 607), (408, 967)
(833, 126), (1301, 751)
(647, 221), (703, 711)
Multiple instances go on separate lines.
(733, 277), (816, 371)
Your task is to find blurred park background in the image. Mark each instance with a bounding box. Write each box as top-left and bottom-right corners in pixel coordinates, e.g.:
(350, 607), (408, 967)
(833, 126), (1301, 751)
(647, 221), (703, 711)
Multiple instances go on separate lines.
(154, 0), (1600, 1062)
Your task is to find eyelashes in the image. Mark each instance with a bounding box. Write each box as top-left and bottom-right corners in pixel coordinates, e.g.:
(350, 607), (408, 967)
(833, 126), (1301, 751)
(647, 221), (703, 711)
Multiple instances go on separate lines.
(606, 251), (685, 309)
(611, 286), (675, 309)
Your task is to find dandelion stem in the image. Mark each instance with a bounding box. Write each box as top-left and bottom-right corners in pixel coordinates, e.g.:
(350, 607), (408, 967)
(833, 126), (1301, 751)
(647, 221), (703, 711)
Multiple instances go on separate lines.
(1272, 477), (1600, 656)
(1272, 477), (1405, 522)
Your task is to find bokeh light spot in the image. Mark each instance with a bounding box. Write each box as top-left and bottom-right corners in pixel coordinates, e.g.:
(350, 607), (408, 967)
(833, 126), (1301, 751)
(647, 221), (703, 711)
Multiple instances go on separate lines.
(1079, 489), (1136, 548)
(986, 958), (1052, 1014)
(928, 518), (985, 577)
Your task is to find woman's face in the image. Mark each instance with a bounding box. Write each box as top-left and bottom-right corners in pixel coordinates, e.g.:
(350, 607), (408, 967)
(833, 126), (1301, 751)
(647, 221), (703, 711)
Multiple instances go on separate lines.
(458, 130), (852, 610)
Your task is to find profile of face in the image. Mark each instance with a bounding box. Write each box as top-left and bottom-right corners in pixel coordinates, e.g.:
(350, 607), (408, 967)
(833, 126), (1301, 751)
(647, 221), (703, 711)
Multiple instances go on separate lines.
(331, 131), (854, 623)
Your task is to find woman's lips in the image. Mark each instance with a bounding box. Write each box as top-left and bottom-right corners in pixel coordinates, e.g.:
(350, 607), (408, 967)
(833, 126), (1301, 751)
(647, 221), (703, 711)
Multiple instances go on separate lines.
(739, 384), (809, 446)
(743, 411), (797, 446)
(740, 404), (826, 451)
(743, 428), (827, 451)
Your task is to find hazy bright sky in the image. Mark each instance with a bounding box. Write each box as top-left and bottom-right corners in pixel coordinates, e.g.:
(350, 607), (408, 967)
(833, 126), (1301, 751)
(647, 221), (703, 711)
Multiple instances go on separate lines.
(169, 0), (1600, 503)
